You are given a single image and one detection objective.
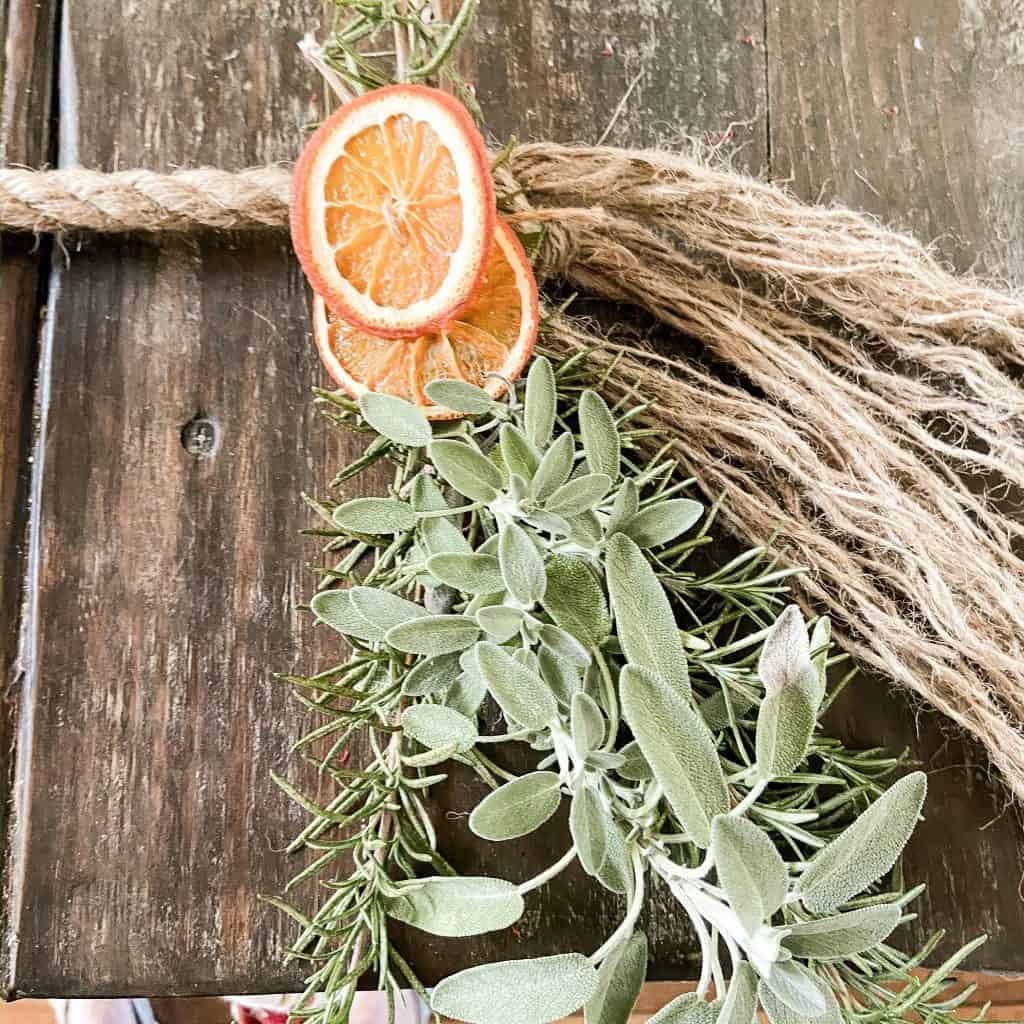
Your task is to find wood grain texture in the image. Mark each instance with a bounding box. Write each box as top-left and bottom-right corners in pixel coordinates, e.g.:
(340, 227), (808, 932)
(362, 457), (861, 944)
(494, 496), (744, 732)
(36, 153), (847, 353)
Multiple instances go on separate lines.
(6, 0), (358, 998)
(0, 0), (57, 992)
(768, 0), (1024, 972)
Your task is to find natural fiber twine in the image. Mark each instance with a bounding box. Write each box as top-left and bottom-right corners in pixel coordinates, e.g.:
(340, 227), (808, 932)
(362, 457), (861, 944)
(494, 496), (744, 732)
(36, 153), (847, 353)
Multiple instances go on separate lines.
(5, 146), (1024, 798)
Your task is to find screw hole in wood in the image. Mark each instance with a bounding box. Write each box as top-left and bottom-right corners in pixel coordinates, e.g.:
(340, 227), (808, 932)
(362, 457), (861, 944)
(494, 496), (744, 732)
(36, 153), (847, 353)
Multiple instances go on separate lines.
(180, 415), (218, 458)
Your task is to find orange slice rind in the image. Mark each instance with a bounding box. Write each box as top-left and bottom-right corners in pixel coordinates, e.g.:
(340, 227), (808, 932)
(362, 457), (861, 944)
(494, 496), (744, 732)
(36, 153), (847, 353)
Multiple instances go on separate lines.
(313, 219), (538, 420)
(292, 84), (495, 338)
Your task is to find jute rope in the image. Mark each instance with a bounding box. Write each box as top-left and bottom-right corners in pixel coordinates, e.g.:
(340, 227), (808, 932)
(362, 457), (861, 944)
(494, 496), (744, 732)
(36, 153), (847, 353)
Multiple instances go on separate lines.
(5, 148), (1024, 798)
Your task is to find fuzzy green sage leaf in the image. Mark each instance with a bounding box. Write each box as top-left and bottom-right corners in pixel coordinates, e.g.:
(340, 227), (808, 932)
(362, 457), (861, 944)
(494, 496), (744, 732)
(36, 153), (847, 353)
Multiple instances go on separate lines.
(386, 614), (480, 656)
(469, 771), (563, 841)
(620, 664), (727, 847)
(386, 876), (523, 937)
(475, 641), (557, 730)
(579, 389), (620, 480)
(358, 392), (432, 447)
(333, 497), (416, 534)
(797, 770), (927, 913)
(401, 703), (477, 753)
(431, 952), (600, 1024)
(429, 439), (504, 502)
(424, 378), (496, 415)
(584, 930), (647, 1024)
(607, 533), (690, 699)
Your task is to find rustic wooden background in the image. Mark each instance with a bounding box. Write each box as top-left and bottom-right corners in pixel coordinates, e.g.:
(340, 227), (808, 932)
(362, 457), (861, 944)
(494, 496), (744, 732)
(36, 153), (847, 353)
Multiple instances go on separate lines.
(1, 0), (1023, 1000)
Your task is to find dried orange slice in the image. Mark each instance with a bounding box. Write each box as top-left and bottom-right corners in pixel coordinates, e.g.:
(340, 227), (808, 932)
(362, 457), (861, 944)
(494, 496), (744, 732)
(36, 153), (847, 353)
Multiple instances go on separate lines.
(292, 84), (495, 337)
(313, 219), (538, 419)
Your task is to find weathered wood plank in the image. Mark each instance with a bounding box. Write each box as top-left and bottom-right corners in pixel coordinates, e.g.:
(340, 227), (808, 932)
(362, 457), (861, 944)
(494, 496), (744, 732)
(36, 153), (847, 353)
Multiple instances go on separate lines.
(6, 0), (348, 997)
(7, 0), (770, 996)
(767, 0), (1024, 971)
(0, 0), (57, 993)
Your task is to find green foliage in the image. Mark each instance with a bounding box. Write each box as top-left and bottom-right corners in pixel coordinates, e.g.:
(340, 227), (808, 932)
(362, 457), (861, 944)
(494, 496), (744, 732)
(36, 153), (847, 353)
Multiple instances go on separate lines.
(275, 349), (990, 1024)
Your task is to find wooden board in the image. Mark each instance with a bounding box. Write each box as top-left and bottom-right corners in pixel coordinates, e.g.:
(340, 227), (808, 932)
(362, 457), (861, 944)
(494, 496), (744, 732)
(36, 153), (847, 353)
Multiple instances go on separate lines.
(0, 0), (57, 981)
(3, 0), (1023, 999)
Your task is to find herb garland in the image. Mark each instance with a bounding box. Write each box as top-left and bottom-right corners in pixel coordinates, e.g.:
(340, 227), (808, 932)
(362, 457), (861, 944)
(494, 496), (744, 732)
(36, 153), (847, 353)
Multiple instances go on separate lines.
(272, 348), (989, 1024)
(271, 4), (992, 1022)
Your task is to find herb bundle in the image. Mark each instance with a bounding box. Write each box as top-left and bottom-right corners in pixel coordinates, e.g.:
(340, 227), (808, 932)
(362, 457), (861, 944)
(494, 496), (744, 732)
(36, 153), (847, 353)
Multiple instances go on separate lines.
(273, 351), (990, 1024)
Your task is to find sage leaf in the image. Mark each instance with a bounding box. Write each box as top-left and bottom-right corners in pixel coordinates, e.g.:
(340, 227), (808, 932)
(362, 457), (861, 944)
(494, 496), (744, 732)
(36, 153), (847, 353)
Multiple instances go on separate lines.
(571, 786), (609, 878)
(445, 667), (487, 718)
(424, 378), (495, 415)
(410, 472), (449, 512)
(717, 961), (758, 1024)
(579, 390), (620, 480)
(431, 953), (599, 1024)
(402, 651), (462, 697)
(537, 623), (592, 668)
(759, 604), (818, 700)
(469, 771), (563, 841)
(647, 993), (718, 1024)
(420, 515), (473, 557)
(606, 479), (639, 535)
(542, 555), (611, 647)
(571, 692), (605, 757)
(782, 903), (901, 960)
(755, 685), (816, 780)
(401, 703), (477, 754)
(499, 521), (547, 605)
(386, 614), (480, 656)
(349, 586), (427, 633)
(538, 647), (582, 707)
(546, 473), (612, 517)
(810, 615), (831, 705)
(476, 641), (558, 730)
(359, 392), (431, 447)
(797, 771), (927, 913)
(386, 876), (523, 937)
(623, 499), (703, 548)
(567, 510), (604, 547)
(620, 664), (727, 847)
(711, 815), (788, 935)
(760, 959), (827, 1018)
(607, 534), (690, 699)
(500, 422), (541, 481)
(531, 432), (575, 501)
(310, 589), (381, 642)
(333, 497), (416, 534)
(755, 606), (821, 779)
(475, 604), (524, 642)
(584, 931), (646, 1024)
(700, 689), (756, 732)
(429, 439), (504, 502)
(427, 552), (505, 595)
(595, 818), (631, 895)
(524, 356), (557, 449)
(617, 740), (653, 782)
(758, 976), (842, 1024)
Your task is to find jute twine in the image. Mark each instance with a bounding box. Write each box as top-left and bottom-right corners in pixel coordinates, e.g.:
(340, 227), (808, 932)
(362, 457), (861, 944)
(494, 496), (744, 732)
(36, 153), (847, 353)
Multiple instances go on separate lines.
(4, 146), (1024, 798)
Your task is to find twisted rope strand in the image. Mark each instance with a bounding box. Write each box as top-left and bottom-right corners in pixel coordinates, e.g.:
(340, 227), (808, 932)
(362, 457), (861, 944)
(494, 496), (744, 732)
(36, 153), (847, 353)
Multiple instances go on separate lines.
(4, 149), (1024, 795)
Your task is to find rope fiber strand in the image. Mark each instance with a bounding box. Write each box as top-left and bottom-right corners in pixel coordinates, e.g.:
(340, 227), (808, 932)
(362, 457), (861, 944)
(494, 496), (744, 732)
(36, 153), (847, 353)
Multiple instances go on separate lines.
(5, 147), (1024, 797)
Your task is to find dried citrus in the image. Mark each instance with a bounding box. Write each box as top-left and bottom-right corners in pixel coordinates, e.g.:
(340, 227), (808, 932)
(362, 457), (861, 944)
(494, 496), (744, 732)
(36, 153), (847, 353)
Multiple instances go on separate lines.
(313, 219), (538, 419)
(292, 84), (495, 337)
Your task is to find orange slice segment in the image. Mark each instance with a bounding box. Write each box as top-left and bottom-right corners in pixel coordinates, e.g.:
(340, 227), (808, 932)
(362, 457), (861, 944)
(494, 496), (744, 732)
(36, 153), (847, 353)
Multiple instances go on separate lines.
(313, 219), (539, 419)
(292, 84), (495, 338)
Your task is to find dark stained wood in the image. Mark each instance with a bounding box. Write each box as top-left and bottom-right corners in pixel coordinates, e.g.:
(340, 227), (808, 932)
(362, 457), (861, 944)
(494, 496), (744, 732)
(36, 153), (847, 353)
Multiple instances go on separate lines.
(4, 0), (360, 998)
(5, 0), (1023, 999)
(767, 0), (1024, 972)
(0, 0), (57, 993)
